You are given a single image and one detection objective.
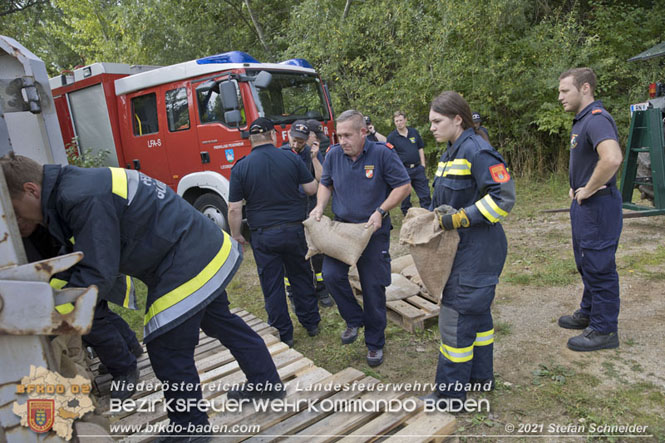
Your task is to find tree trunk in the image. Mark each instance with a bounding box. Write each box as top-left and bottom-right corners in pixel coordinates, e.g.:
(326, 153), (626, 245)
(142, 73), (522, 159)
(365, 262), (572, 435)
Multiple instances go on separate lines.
(243, 0), (272, 57)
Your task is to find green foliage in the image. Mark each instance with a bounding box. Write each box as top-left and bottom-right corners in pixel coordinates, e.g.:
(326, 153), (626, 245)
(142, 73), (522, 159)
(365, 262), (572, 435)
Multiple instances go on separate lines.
(2, 0), (664, 174)
(65, 138), (109, 168)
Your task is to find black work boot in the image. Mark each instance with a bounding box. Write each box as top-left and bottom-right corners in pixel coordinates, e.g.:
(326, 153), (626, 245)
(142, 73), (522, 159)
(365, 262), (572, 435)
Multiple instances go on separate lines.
(316, 286), (334, 308)
(341, 326), (359, 345)
(558, 309), (590, 330)
(110, 366), (139, 400)
(567, 327), (619, 352)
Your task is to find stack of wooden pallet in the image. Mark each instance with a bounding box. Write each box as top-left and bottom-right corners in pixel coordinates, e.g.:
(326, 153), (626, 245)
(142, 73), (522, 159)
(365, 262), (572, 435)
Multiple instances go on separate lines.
(91, 308), (456, 442)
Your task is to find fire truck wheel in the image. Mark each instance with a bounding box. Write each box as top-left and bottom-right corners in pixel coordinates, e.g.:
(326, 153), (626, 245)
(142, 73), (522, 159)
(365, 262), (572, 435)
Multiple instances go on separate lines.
(193, 193), (229, 232)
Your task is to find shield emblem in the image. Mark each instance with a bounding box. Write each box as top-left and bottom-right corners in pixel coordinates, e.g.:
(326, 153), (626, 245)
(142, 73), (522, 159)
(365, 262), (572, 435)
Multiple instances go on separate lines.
(570, 134), (578, 150)
(365, 165), (374, 179)
(225, 149), (235, 163)
(489, 164), (510, 183)
(409, 137), (416, 144)
(28, 399), (54, 433)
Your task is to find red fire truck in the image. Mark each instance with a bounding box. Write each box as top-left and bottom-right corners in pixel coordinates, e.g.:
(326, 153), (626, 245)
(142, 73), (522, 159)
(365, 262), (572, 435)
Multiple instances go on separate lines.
(49, 51), (336, 230)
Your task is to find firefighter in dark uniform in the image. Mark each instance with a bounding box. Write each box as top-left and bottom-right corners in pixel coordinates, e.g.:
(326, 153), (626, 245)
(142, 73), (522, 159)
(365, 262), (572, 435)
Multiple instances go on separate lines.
(557, 68), (623, 351)
(387, 111), (432, 215)
(472, 112), (490, 142)
(280, 120), (333, 308)
(229, 118), (321, 348)
(310, 110), (411, 367)
(364, 116), (387, 143)
(2, 153), (283, 437)
(425, 92), (515, 403)
(20, 219), (144, 391)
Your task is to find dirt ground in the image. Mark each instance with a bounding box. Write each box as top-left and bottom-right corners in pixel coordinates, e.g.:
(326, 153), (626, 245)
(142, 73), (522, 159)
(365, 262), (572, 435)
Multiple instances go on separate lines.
(225, 188), (665, 440)
(381, 204), (665, 440)
(495, 212), (665, 390)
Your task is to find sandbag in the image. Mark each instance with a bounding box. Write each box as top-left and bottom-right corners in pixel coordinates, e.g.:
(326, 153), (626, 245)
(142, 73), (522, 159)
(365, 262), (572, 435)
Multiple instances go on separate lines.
(391, 254), (415, 273)
(303, 215), (374, 266)
(401, 264), (424, 288)
(386, 273), (421, 301)
(399, 207), (459, 303)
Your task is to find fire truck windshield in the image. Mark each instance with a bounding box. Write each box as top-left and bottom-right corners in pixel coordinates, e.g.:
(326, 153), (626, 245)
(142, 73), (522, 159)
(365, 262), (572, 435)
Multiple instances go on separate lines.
(249, 70), (330, 124)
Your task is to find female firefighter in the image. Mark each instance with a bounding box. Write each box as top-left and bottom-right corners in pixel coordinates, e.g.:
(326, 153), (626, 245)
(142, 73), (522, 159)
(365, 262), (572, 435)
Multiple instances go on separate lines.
(424, 91), (515, 404)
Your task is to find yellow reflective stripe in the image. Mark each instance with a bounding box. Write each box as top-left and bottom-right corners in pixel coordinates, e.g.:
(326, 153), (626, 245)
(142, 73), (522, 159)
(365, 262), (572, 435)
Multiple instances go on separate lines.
(435, 161), (445, 177)
(442, 159), (472, 176)
(55, 303), (75, 314)
(144, 238), (232, 326)
(69, 236), (75, 245)
(50, 278), (67, 290)
(475, 328), (495, 347)
(483, 194), (508, 218)
(450, 159), (472, 168)
(315, 272), (323, 282)
(439, 342), (474, 363)
(123, 275), (132, 308)
(50, 278), (74, 314)
(475, 194), (507, 223)
(109, 167), (128, 199)
(284, 277), (290, 286)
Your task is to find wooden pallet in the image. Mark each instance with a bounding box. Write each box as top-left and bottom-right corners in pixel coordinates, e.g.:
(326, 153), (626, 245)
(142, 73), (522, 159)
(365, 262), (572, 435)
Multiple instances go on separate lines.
(351, 287), (440, 333)
(93, 308), (456, 441)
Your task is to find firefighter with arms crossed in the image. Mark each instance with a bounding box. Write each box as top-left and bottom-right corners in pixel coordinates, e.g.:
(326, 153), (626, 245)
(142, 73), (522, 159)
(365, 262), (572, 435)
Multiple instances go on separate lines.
(424, 91), (515, 404)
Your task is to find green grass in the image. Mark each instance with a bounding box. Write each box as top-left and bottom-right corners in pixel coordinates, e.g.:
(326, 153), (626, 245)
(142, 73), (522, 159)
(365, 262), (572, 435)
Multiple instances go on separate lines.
(110, 171), (665, 441)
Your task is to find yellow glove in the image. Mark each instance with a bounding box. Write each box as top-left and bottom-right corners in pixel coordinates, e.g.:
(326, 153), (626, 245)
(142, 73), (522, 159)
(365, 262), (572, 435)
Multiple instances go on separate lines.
(435, 206), (470, 230)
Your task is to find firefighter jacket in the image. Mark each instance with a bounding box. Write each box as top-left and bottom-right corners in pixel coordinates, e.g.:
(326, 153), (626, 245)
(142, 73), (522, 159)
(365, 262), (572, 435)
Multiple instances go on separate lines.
(41, 165), (242, 342)
(432, 128), (515, 314)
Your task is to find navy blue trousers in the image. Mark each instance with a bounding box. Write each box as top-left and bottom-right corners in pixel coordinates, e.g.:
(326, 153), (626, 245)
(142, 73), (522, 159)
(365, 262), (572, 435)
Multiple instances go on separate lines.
(401, 165), (431, 214)
(323, 228), (391, 351)
(434, 224), (506, 400)
(251, 225), (320, 342)
(570, 189), (622, 333)
(146, 289), (281, 427)
(82, 300), (137, 377)
(435, 306), (494, 400)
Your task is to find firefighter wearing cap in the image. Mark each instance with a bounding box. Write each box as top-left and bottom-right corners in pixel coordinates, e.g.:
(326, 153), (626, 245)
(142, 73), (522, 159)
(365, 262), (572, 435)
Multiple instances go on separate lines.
(364, 116), (387, 143)
(279, 120), (333, 308)
(387, 111), (432, 215)
(310, 110), (411, 367)
(426, 91), (515, 403)
(0, 153), (283, 435)
(229, 118), (321, 347)
(472, 112), (490, 142)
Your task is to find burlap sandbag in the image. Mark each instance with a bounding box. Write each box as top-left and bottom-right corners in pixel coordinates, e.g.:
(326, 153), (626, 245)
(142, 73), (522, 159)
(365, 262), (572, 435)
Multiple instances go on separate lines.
(399, 207), (460, 303)
(401, 263), (424, 288)
(391, 254), (415, 273)
(386, 273), (421, 301)
(303, 215), (374, 266)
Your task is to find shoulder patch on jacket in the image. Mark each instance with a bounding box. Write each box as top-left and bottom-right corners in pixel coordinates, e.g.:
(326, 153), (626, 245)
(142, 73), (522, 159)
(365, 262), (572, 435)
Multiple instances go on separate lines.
(326, 146), (332, 154)
(591, 109), (602, 115)
(489, 164), (510, 183)
(385, 142), (394, 149)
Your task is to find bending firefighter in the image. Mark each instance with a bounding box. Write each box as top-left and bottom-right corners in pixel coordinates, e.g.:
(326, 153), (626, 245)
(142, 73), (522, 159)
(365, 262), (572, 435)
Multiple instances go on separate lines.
(425, 91), (515, 403)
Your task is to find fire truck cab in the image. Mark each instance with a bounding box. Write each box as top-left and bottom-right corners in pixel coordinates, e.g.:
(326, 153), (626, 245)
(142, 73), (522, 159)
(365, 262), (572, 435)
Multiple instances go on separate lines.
(49, 52), (335, 230)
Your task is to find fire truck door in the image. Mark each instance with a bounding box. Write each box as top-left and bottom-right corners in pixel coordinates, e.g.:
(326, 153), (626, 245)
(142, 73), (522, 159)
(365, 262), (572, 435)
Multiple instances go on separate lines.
(120, 90), (171, 186)
(160, 83), (200, 187)
(194, 78), (251, 177)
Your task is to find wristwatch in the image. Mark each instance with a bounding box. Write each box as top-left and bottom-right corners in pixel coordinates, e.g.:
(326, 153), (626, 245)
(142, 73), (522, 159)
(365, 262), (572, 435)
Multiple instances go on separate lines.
(376, 207), (388, 218)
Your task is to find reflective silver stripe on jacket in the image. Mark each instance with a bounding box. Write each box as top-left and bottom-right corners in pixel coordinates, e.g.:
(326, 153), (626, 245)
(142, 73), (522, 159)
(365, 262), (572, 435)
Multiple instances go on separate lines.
(143, 241), (241, 341)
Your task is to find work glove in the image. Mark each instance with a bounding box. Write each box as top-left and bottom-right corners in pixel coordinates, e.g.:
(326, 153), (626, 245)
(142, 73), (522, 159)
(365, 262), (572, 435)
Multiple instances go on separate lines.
(435, 204), (470, 230)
